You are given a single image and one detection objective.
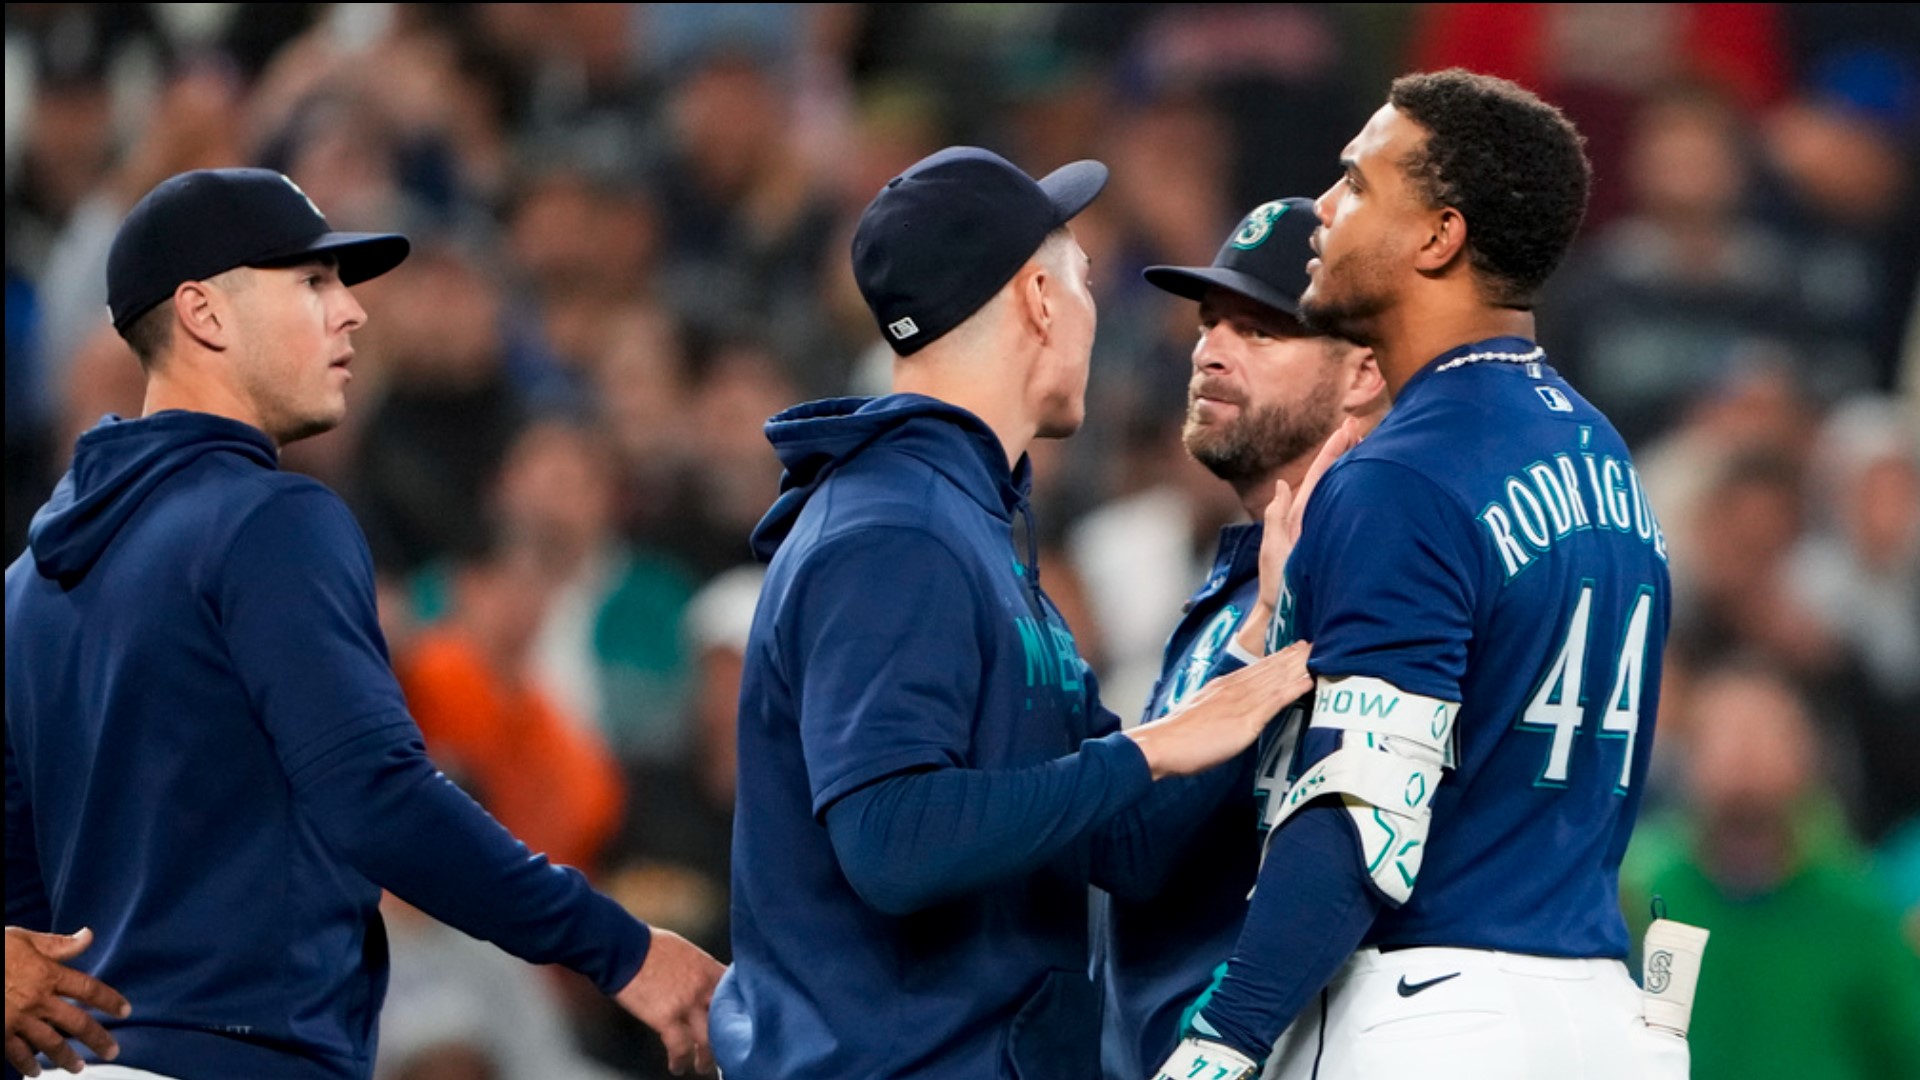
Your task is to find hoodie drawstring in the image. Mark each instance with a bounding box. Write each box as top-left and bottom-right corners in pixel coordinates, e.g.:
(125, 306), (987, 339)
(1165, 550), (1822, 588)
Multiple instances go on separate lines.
(1016, 498), (1042, 592)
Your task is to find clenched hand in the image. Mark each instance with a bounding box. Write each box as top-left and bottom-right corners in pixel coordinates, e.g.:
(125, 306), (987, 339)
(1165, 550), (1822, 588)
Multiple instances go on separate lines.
(614, 928), (726, 1076)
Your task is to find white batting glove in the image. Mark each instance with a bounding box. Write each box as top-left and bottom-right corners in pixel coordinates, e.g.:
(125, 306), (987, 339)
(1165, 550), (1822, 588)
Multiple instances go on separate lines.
(1152, 1036), (1260, 1080)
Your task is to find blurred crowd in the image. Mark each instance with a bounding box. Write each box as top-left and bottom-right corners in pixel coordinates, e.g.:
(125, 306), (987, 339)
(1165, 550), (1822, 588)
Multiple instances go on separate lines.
(6, 4), (1918, 1078)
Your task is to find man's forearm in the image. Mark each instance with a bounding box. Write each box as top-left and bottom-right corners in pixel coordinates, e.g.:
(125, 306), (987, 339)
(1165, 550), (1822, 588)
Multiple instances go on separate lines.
(294, 721), (651, 993)
(1185, 802), (1383, 1058)
(825, 731), (1153, 915)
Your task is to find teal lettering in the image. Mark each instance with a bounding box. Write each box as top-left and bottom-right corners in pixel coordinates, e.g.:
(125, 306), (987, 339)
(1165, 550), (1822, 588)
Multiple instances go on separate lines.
(1049, 625), (1083, 692)
(1016, 617), (1050, 687)
(1360, 692), (1396, 718)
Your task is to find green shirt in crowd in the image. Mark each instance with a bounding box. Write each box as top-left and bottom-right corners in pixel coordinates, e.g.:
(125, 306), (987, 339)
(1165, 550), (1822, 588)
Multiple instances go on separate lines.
(1624, 812), (1920, 1080)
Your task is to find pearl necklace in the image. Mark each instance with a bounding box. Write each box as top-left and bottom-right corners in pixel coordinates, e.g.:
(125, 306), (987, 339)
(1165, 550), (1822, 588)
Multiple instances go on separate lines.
(1433, 345), (1545, 372)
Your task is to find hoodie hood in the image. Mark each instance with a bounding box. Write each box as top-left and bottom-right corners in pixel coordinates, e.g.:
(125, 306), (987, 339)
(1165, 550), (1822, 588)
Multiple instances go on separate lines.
(751, 394), (1032, 560)
(29, 411), (278, 585)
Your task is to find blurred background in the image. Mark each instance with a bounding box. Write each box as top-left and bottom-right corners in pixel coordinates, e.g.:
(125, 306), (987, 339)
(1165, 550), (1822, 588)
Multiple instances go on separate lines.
(5, 4), (1917, 1078)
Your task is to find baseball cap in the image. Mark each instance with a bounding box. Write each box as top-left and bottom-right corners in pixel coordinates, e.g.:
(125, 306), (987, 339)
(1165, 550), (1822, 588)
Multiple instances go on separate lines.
(107, 168), (411, 333)
(1143, 197), (1318, 318)
(851, 146), (1107, 356)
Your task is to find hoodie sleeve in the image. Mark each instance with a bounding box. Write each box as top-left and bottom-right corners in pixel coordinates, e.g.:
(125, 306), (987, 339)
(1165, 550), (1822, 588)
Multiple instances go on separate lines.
(214, 483), (650, 993)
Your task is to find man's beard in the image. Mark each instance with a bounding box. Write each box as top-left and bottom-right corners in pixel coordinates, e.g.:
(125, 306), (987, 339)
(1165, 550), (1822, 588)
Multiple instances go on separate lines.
(1183, 373), (1343, 485)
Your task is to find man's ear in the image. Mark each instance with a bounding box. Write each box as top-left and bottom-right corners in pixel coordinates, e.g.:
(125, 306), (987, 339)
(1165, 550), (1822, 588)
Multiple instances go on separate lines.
(1344, 346), (1387, 411)
(174, 280), (228, 351)
(1415, 206), (1468, 274)
(1016, 260), (1053, 342)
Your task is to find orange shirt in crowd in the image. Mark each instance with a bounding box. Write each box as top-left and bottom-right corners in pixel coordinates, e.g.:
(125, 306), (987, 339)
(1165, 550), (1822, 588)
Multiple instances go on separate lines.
(398, 631), (626, 875)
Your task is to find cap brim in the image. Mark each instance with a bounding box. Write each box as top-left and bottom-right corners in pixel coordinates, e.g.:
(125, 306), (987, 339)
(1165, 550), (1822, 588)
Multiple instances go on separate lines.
(1038, 160), (1108, 225)
(254, 232), (411, 286)
(1141, 264), (1302, 318)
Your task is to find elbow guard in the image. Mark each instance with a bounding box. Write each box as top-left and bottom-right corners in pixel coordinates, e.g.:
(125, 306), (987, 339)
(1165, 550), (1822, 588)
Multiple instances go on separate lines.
(1260, 675), (1459, 905)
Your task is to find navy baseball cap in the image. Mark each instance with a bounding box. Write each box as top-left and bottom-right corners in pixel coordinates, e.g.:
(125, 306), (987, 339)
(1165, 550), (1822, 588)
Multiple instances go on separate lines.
(1144, 197), (1318, 319)
(852, 146), (1107, 356)
(107, 168), (411, 333)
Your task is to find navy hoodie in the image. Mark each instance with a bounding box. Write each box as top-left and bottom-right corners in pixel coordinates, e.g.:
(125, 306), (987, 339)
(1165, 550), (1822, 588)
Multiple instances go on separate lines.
(711, 395), (1235, 1080)
(5, 412), (649, 1080)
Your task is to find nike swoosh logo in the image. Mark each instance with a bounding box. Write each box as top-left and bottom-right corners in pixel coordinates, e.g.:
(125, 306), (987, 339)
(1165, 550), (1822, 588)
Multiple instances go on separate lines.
(1396, 972), (1461, 997)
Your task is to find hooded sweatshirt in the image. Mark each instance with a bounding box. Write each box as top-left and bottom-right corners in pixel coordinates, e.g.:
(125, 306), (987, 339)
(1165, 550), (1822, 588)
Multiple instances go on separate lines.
(5, 411), (649, 1080)
(710, 395), (1234, 1080)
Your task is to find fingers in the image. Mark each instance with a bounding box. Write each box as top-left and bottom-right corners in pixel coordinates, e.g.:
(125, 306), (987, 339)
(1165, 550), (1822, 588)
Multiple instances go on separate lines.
(1292, 419), (1358, 535)
(1276, 639), (1312, 671)
(666, 994), (715, 1075)
(659, 1020), (696, 1075)
(1240, 641), (1313, 709)
(1264, 641), (1314, 702)
(51, 965), (131, 1021)
(689, 995), (711, 1058)
(37, 997), (118, 1063)
(6, 1032), (43, 1077)
(25, 928), (91, 964)
(687, 973), (716, 1074)
(1264, 479), (1293, 526)
(15, 1016), (82, 1074)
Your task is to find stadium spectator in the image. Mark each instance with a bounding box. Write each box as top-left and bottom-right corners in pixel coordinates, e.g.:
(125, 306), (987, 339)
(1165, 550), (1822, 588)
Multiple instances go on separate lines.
(398, 527), (627, 877)
(1787, 397), (1920, 841)
(1622, 660), (1920, 1080)
(349, 240), (523, 574)
(490, 417), (699, 762)
(1545, 85), (1825, 445)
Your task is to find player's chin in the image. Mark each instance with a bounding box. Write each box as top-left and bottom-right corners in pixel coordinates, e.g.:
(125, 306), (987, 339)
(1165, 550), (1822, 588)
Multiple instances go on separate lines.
(1035, 406), (1085, 440)
(281, 403), (348, 445)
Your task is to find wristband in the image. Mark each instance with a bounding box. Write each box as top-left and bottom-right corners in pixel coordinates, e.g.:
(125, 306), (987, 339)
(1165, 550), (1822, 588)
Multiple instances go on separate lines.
(1152, 1036), (1259, 1080)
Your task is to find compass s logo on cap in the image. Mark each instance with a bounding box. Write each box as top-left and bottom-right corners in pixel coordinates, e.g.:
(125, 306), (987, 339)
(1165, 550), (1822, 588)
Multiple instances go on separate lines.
(1229, 200), (1291, 251)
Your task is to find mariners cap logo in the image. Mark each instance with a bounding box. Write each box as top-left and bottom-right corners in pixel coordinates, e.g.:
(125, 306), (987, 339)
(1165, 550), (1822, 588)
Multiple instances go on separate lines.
(1230, 200), (1290, 250)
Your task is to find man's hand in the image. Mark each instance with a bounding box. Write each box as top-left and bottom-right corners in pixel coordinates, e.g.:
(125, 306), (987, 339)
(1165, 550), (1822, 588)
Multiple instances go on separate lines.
(613, 928), (725, 1076)
(1236, 419), (1360, 657)
(5, 927), (131, 1077)
(1128, 641), (1313, 780)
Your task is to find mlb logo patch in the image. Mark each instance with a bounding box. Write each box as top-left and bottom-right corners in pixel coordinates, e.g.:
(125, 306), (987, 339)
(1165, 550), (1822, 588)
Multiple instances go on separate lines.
(1536, 386), (1573, 413)
(888, 317), (920, 340)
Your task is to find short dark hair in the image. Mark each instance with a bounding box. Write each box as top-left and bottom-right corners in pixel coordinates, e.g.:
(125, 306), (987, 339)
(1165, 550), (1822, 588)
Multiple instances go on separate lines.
(1388, 69), (1591, 308)
(120, 302), (173, 368)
